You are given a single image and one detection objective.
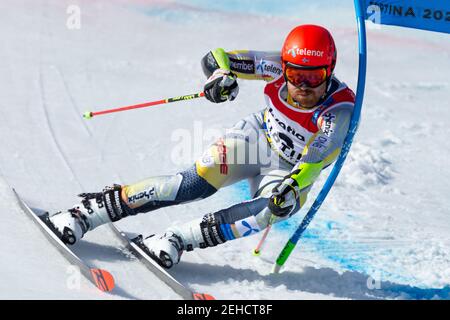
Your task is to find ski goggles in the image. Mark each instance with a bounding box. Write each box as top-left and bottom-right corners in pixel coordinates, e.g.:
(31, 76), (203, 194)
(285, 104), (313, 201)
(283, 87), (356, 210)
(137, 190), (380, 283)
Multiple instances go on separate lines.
(284, 64), (328, 88)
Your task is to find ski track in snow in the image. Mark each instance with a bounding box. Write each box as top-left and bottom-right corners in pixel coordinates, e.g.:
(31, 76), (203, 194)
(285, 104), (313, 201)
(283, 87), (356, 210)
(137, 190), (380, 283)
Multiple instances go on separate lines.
(38, 66), (85, 191)
(0, 0), (449, 300)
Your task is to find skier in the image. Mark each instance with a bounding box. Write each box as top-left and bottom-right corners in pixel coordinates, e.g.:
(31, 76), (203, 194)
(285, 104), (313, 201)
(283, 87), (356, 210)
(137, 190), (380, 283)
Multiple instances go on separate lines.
(49, 24), (355, 268)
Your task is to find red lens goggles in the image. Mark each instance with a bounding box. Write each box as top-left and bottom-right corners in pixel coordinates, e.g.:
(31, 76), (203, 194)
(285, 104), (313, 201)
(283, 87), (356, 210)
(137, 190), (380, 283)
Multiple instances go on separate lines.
(284, 65), (328, 88)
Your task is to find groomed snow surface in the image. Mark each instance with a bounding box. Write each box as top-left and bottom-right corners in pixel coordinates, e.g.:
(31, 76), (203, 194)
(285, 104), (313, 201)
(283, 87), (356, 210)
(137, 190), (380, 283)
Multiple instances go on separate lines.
(0, 0), (449, 300)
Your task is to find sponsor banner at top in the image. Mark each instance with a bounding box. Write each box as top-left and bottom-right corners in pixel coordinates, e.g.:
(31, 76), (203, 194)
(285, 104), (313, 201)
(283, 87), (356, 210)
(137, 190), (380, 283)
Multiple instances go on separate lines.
(363, 0), (449, 34)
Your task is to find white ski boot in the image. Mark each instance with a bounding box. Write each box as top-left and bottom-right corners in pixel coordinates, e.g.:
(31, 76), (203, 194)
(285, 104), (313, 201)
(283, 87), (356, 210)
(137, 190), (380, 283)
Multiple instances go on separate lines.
(141, 216), (216, 269)
(49, 197), (111, 245)
(140, 231), (185, 268)
(49, 208), (90, 245)
(49, 186), (131, 245)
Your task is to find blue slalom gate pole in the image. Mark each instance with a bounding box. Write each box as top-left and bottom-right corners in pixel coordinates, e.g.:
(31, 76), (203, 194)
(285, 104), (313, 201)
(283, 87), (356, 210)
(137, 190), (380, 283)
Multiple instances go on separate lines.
(272, 0), (368, 273)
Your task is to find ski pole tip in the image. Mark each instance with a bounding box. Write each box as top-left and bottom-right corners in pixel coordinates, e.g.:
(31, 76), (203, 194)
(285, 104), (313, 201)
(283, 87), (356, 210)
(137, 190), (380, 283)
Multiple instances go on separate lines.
(83, 111), (93, 119)
(271, 264), (282, 274)
(252, 249), (261, 257)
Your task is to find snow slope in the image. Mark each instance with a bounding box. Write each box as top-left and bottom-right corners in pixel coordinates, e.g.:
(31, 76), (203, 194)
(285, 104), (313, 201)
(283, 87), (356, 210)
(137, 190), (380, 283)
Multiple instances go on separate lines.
(0, 0), (449, 299)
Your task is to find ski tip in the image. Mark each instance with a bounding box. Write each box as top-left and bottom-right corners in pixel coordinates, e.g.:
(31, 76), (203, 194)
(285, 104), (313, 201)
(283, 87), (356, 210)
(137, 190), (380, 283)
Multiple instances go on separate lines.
(90, 269), (115, 292)
(193, 293), (215, 300)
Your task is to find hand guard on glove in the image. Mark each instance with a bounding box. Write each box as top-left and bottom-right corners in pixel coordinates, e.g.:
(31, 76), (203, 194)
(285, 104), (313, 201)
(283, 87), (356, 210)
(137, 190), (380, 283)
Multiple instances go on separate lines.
(204, 69), (239, 103)
(268, 169), (302, 218)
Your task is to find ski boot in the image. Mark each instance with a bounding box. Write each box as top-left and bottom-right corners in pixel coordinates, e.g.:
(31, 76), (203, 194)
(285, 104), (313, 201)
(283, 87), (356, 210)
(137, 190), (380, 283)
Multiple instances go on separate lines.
(49, 185), (132, 245)
(135, 231), (185, 269)
(139, 213), (228, 269)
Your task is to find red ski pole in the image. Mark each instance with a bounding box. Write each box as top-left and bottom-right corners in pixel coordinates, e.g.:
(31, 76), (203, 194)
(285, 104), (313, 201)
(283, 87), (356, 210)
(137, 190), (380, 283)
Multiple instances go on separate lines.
(83, 92), (205, 119)
(252, 210), (277, 257)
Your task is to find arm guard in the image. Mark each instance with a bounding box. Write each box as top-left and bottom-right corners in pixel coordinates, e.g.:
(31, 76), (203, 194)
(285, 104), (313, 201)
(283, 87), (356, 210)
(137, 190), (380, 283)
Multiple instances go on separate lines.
(201, 48), (282, 81)
(201, 48), (231, 77)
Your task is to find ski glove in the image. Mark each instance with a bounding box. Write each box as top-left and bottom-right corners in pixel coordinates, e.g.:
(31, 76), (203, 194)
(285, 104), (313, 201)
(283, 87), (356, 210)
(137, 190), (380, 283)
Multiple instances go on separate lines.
(204, 69), (239, 103)
(268, 169), (302, 217)
(268, 161), (324, 217)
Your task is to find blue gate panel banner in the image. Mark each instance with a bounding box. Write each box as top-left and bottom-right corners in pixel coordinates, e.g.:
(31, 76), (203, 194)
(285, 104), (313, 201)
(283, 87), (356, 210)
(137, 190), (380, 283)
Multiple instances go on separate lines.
(363, 0), (450, 34)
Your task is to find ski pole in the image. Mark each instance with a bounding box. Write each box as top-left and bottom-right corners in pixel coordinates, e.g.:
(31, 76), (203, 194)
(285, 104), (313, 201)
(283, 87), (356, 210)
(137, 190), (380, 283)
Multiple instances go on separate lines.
(83, 92), (205, 119)
(271, 206), (317, 274)
(252, 212), (276, 256)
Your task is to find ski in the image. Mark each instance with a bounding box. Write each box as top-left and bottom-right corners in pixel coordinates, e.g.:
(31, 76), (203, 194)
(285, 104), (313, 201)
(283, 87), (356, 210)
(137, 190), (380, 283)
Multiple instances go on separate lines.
(13, 189), (115, 293)
(108, 222), (215, 300)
